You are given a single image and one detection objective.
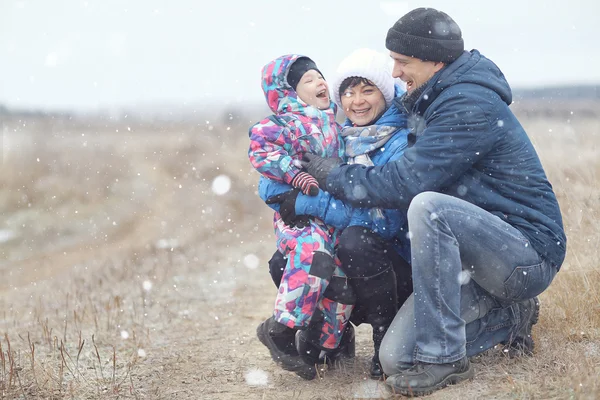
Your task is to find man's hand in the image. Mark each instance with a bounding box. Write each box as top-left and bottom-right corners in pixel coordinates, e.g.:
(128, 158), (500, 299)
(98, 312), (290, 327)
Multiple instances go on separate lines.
(265, 188), (309, 228)
(299, 153), (342, 187)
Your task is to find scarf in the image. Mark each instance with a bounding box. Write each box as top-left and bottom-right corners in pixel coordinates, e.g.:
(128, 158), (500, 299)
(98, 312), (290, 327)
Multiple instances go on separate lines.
(342, 124), (399, 221)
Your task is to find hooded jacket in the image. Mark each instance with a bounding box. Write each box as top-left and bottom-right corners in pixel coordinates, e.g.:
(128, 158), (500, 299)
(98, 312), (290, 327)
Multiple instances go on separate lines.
(248, 54), (345, 184)
(259, 85), (411, 242)
(325, 50), (566, 269)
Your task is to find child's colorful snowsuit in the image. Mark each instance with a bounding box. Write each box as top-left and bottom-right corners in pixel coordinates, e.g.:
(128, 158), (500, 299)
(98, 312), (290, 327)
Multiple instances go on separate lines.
(248, 54), (353, 349)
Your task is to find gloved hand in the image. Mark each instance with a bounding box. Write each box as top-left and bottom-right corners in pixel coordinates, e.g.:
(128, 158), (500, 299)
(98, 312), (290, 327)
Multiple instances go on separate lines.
(265, 188), (310, 228)
(291, 171), (319, 196)
(299, 154), (343, 188)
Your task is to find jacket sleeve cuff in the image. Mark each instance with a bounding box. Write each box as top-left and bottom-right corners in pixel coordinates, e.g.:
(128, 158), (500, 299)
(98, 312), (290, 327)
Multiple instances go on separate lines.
(282, 163), (302, 185)
(295, 190), (328, 216)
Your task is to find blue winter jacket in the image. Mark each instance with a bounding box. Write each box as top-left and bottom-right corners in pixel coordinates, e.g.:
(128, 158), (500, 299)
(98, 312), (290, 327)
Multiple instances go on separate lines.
(258, 85), (410, 241)
(325, 50), (566, 269)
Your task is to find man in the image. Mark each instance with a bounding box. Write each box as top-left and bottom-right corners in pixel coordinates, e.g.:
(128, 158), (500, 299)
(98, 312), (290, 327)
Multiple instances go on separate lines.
(299, 7), (566, 396)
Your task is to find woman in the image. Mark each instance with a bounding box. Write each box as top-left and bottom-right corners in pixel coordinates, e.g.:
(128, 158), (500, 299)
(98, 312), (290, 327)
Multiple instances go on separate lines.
(260, 48), (413, 379)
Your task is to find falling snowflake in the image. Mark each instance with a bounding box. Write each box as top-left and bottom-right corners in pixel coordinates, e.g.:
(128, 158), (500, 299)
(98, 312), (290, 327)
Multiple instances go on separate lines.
(155, 238), (179, 249)
(142, 280), (153, 291)
(245, 368), (268, 386)
(212, 175), (231, 195)
(243, 254), (260, 269)
(121, 330), (129, 339)
(352, 184), (367, 200)
(0, 230), (16, 244)
(458, 270), (471, 285)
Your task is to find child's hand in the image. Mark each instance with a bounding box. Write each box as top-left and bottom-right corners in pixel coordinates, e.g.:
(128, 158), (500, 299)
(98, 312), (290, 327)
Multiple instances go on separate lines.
(291, 172), (320, 196)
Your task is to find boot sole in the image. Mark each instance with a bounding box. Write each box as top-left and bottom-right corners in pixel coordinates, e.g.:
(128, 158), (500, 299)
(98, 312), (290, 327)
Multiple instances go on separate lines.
(256, 323), (317, 380)
(392, 362), (475, 397)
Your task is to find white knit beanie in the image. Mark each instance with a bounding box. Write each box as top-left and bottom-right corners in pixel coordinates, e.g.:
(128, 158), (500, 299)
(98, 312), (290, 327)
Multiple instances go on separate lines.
(332, 48), (395, 109)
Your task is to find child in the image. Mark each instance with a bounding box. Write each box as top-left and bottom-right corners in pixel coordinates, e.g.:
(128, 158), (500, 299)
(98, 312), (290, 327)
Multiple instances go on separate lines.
(248, 55), (355, 379)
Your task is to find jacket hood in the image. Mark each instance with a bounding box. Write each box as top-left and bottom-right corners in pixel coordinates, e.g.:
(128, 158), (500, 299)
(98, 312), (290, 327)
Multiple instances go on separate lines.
(415, 50), (512, 112)
(260, 54), (336, 115)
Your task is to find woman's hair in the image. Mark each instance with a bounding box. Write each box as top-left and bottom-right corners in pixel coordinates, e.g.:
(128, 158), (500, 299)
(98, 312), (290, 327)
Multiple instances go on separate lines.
(339, 77), (376, 96)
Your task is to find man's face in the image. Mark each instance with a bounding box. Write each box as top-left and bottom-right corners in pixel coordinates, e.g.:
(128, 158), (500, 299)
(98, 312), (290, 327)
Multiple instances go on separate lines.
(390, 51), (444, 93)
(295, 69), (331, 110)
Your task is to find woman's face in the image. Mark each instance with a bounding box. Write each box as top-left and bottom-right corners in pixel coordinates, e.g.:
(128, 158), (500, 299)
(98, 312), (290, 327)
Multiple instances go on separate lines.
(341, 81), (386, 126)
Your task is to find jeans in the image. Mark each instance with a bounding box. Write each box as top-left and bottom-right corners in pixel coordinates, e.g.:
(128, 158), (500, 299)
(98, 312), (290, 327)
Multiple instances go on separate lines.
(379, 192), (557, 373)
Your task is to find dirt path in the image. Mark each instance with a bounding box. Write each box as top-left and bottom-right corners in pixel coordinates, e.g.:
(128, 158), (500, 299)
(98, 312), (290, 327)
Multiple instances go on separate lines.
(1, 157), (170, 291)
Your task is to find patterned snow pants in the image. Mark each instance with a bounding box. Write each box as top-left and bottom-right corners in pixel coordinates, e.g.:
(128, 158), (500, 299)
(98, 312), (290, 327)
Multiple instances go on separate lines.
(274, 216), (354, 349)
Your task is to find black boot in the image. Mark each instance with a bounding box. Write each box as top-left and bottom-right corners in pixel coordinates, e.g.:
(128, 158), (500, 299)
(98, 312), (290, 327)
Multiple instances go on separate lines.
(324, 323), (356, 368)
(370, 325), (387, 379)
(296, 322), (356, 369)
(502, 297), (540, 357)
(350, 267), (398, 379)
(295, 275), (356, 376)
(256, 317), (316, 380)
(385, 357), (474, 396)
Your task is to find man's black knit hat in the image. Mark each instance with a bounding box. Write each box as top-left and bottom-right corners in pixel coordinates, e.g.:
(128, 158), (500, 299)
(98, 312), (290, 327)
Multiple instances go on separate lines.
(287, 57), (322, 91)
(386, 7), (464, 63)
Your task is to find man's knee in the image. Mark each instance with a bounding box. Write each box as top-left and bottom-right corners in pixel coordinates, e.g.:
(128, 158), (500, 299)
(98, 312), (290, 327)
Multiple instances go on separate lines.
(378, 343), (397, 376)
(407, 191), (444, 223)
(379, 330), (414, 376)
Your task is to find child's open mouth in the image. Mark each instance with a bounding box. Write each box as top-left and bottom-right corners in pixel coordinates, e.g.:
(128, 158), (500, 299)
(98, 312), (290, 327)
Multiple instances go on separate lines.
(316, 89), (327, 99)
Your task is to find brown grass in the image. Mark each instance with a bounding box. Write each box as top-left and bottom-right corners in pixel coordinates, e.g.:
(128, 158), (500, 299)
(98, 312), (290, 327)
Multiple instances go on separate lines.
(0, 109), (598, 399)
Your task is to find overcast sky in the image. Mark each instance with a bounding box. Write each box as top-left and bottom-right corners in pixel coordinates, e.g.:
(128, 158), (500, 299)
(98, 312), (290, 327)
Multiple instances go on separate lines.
(1, 0), (599, 110)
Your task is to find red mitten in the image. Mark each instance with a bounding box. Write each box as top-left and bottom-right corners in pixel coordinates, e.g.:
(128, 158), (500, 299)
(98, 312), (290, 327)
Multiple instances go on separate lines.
(291, 172), (320, 196)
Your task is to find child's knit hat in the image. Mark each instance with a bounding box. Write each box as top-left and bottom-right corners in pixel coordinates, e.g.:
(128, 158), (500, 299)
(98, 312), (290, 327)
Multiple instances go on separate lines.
(332, 48), (395, 108)
(287, 57), (323, 91)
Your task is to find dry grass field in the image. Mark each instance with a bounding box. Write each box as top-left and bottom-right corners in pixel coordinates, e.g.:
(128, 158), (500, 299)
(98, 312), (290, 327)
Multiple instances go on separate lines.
(0, 105), (598, 399)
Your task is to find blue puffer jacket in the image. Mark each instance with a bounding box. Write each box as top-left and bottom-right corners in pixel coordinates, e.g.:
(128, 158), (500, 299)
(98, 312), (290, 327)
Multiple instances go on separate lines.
(259, 85), (410, 241)
(325, 50), (566, 269)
